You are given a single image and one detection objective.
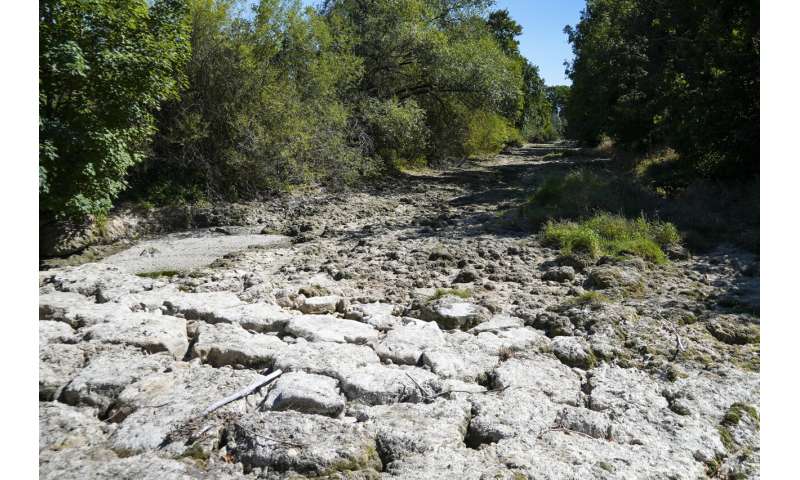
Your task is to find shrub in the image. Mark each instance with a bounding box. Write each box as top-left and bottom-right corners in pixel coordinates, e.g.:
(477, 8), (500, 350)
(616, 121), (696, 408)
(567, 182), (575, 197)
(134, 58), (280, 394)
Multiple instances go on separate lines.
(543, 213), (680, 264)
(464, 111), (521, 157)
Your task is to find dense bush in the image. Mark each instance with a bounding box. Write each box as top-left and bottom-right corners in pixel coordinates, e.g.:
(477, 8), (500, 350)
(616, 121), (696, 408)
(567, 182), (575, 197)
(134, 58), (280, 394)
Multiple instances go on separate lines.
(39, 0), (190, 219)
(40, 0), (557, 218)
(564, 0), (759, 178)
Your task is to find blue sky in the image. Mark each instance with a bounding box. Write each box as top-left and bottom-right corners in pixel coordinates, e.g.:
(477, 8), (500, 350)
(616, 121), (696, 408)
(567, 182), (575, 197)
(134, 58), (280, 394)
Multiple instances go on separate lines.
(494, 0), (585, 85)
(296, 0), (585, 85)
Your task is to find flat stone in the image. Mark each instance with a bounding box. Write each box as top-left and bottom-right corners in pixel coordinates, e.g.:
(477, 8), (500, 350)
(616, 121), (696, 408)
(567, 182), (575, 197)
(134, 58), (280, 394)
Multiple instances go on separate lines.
(99, 232), (290, 274)
(39, 447), (227, 480)
(40, 343), (85, 400)
(421, 331), (500, 384)
(493, 355), (582, 406)
(162, 291), (243, 321)
(383, 447), (510, 479)
(227, 410), (381, 476)
(274, 340), (380, 380)
(108, 363), (268, 455)
(40, 291), (133, 328)
(339, 364), (441, 405)
(298, 295), (341, 314)
(39, 402), (113, 450)
(82, 312), (188, 360)
(467, 314), (524, 334)
(39, 320), (77, 345)
(374, 319), (446, 365)
(264, 371), (345, 417)
(213, 302), (293, 333)
(356, 398), (471, 462)
(192, 322), (287, 368)
(284, 315), (380, 344)
(44, 263), (163, 303)
(61, 345), (173, 411)
(468, 389), (558, 445)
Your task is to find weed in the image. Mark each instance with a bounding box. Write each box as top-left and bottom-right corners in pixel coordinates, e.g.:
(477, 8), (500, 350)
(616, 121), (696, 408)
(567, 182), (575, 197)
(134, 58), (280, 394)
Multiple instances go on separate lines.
(542, 212), (679, 264)
(136, 270), (181, 279)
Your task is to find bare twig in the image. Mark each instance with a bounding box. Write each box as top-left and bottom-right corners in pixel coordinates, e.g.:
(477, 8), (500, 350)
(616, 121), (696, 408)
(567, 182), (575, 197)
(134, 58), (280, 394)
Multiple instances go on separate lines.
(201, 370), (283, 417)
(543, 427), (598, 440)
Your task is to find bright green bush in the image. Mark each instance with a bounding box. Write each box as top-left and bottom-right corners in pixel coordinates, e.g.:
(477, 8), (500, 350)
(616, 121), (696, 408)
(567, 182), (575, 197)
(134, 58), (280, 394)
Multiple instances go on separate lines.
(543, 212), (680, 263)
(39, 0), (190, 219)
(464, 111), (521, 156)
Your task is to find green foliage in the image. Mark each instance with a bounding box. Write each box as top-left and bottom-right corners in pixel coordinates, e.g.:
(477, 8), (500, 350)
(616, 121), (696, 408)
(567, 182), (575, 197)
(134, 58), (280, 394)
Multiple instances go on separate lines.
(564, 0), (759, 177)
(359, 98), (428, 167)
(41, 0), (548, 216)
(39, 0), (190, 220)
(543, 213), (680, 264)
(464, 111), (521, 156)
(136, 270), (181, 279)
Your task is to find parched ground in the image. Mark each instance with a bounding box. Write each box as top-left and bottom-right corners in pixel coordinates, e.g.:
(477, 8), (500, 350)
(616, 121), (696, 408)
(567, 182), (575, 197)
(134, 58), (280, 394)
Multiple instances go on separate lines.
(39, 144), (760, 479)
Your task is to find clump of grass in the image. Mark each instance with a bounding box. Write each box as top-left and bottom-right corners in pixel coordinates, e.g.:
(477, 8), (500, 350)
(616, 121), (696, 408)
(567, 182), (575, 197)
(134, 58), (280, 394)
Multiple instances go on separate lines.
(542, 212), (680, 264)
(431, 288), (472, 300)
(136, 270), (181, 279)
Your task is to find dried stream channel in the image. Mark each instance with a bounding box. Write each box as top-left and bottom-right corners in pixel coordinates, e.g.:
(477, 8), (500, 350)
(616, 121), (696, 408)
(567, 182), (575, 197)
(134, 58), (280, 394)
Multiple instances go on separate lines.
(39, 144), (759, 479)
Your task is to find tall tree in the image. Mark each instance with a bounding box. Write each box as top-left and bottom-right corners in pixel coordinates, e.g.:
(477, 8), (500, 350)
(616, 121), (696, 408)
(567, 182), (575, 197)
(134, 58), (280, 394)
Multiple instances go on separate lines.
(39, 0), (190, 219)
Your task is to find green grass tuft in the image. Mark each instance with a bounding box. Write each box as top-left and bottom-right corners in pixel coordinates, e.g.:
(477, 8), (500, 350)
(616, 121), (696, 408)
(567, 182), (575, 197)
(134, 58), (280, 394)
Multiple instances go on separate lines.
(136, 270), (181, 279)
(542, 212), (679, 264)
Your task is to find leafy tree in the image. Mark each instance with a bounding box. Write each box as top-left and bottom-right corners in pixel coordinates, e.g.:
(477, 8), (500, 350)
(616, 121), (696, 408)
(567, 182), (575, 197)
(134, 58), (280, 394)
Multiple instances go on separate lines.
(39, 0), (190, 219)
(564, 0), (759, 176)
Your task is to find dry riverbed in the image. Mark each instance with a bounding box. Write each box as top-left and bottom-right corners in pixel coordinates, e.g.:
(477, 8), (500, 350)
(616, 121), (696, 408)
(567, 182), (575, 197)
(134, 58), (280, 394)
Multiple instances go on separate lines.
(39, 145), (760, 479)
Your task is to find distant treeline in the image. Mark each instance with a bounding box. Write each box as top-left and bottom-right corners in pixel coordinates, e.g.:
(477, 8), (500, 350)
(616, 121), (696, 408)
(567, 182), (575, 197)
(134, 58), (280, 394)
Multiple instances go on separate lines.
(563, 0), (759, 177)
(39, 0), (565, 220)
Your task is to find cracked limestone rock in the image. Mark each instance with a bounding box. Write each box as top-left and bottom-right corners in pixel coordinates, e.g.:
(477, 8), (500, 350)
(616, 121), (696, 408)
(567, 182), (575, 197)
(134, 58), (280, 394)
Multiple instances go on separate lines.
(228, 410), (382, 476)
(263, 371), (345, 417)
(192, 322), (287, 368)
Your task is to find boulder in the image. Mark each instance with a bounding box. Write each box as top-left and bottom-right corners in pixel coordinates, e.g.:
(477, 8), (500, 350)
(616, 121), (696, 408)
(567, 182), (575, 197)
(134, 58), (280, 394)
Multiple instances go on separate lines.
(587, 265), (642, 290)
(542, 266), (576, 283)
